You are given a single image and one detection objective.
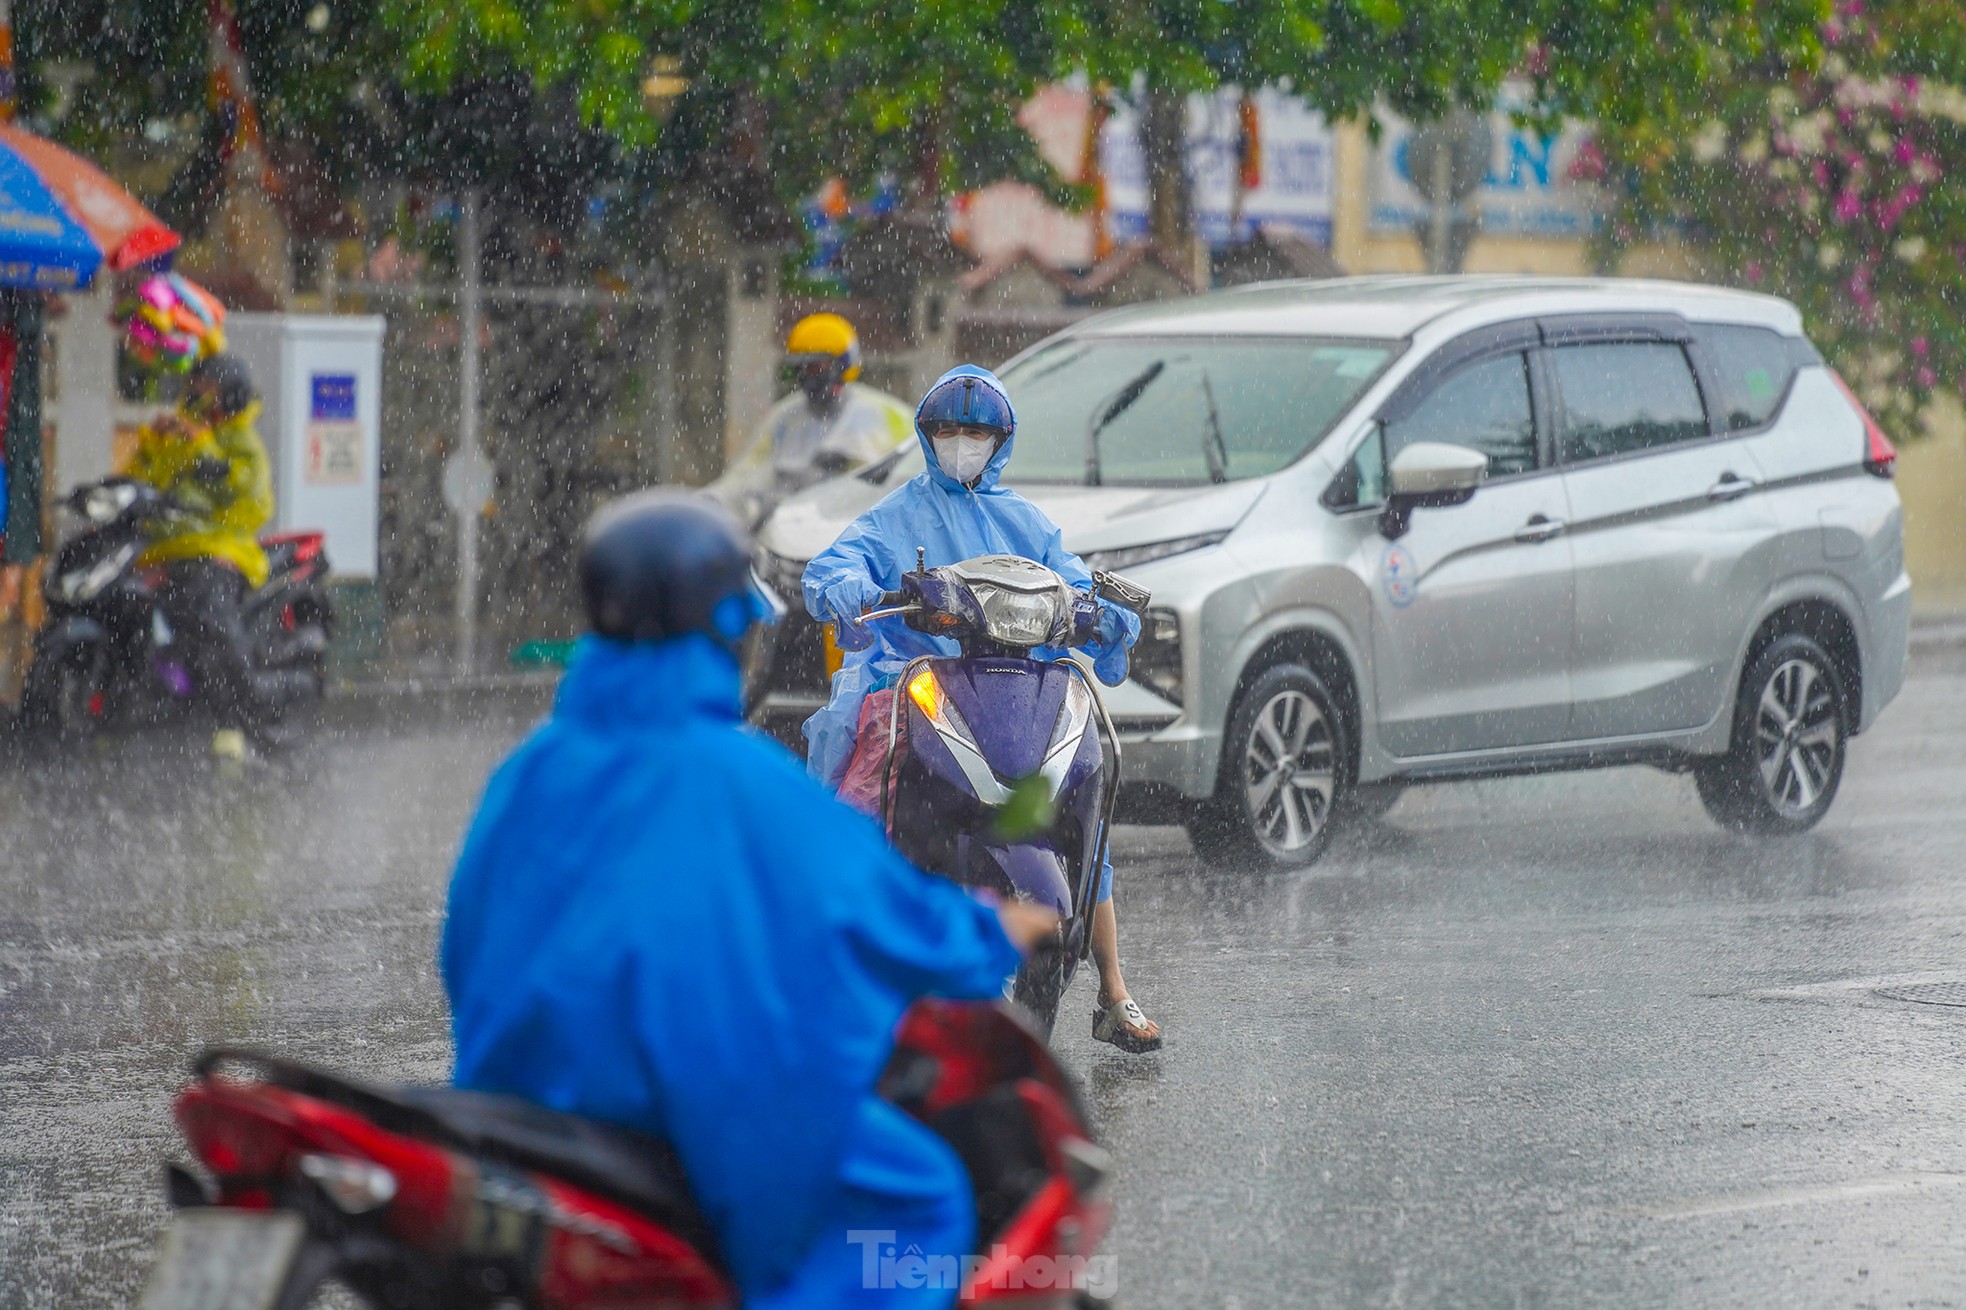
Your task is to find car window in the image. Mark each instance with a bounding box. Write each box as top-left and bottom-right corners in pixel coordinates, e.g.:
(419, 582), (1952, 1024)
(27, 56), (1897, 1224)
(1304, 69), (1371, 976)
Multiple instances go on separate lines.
(1696, 324), (1801, 431)
(997, 336), (1397, 486)
(1383, 351), (1537, 479)
(1323, 426), (1387, 509)
(1550, 342), (1709, 463)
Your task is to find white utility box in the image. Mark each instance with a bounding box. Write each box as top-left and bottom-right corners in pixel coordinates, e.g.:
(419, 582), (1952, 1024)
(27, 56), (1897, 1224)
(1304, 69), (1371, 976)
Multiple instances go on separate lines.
(229, 313), (387, 579)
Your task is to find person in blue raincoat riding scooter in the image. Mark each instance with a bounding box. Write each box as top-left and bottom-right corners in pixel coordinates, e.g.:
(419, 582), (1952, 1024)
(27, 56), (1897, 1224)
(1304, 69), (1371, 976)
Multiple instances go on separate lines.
(442, 490), (1063, 1309)
(803, 365), (1164, 1053)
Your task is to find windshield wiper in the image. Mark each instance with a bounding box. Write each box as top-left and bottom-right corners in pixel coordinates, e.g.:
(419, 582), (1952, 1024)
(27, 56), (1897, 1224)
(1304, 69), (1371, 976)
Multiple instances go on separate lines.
(1200, 371), (1229, 484)
(1084, 361), (1164, 486)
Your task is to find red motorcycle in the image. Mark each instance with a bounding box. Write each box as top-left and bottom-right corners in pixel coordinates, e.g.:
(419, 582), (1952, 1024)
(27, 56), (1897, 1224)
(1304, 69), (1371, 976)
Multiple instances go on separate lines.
(140, 1000), (1113, 1309)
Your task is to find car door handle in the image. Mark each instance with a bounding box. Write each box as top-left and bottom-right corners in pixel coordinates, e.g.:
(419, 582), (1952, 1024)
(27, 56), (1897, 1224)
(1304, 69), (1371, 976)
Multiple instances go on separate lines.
(1514, 514), (1566, 543)
(1707, 473), (1758, 502)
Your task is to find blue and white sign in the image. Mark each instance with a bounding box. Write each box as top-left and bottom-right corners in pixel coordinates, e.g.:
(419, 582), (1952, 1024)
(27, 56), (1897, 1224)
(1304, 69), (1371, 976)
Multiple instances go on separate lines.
(305, 373), (363, 486)
(1103, 87), (1335, 248)
(1369, 85), (1602, 238)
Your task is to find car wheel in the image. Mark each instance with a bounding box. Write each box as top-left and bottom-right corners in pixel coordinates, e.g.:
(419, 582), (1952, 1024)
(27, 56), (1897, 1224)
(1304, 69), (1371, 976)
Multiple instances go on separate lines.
(1188, 663), (1346, 869)
(1695, 632), (1848, 835)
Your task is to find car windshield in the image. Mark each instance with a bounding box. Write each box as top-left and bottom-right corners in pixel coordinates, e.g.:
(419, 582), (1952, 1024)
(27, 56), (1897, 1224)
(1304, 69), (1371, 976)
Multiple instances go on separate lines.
(997, 336), (1398, 486)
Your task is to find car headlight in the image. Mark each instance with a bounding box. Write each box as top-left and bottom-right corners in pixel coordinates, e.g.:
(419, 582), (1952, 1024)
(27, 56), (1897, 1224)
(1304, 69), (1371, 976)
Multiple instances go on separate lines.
(970, 582), (1066, 648)
(1131, 607), (1183, 707)
(1080, 531), (1227, 575)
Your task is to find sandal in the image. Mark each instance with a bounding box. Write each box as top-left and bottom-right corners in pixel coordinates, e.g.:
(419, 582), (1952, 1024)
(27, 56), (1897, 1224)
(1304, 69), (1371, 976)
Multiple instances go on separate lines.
(1092, 996), (1163, 1053)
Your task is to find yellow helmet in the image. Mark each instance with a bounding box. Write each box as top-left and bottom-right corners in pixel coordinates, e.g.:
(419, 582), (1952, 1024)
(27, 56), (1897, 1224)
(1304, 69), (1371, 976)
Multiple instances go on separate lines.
(785, 312), (862, 383)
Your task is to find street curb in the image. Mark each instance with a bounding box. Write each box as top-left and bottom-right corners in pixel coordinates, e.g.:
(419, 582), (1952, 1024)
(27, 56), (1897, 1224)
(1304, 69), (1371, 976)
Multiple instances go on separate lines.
(331, 670), (561, 700)
(332, 616), (1966, 701)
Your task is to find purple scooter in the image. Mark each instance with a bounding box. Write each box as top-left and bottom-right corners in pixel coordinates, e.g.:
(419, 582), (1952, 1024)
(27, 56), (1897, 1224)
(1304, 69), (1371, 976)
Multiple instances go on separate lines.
(861, 553), (1146, 1036)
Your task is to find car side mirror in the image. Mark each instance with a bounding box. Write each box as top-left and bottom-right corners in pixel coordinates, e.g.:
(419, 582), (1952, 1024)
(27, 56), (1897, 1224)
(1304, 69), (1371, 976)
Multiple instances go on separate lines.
(1378, 442), (1488, 540)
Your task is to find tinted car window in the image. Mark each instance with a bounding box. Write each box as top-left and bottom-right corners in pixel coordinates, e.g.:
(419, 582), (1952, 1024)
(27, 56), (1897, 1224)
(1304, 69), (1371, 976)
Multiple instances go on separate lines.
(1384, 351), (1537, 478)
(1697, 324), (1801, 430)
(1550, 343), (1709, 463)
(998, 337), (1396, 485)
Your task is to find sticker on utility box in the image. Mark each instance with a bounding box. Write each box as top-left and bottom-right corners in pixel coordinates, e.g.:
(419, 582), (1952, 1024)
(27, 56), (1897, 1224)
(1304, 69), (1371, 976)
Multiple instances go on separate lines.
(306, 374), (363, 484)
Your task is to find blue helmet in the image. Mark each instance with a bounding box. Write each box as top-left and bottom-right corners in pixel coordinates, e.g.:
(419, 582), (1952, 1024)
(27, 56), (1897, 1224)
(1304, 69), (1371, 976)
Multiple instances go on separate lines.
(916, 369), (1015, 437)
(578, 490), (783, 656)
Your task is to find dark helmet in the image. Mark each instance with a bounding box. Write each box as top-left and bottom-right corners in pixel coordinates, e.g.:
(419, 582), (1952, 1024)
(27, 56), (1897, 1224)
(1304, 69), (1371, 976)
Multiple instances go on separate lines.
(184, 351), (258, 420)
(915, 368), (1015, 439)
(577, 490), (782, 654)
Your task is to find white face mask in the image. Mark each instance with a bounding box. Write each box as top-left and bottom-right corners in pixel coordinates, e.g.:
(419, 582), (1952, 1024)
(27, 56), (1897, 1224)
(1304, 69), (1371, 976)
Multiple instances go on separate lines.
(932, 433), (997, 484)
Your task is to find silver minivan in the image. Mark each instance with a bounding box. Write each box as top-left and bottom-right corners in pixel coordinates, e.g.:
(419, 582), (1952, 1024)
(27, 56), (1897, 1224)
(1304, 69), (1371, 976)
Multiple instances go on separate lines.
(753, 276), (1910, 867)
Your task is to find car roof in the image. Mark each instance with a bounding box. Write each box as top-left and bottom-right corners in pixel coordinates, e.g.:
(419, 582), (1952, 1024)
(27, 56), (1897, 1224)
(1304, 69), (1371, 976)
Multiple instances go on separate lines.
(1072, 275), (1806, 342)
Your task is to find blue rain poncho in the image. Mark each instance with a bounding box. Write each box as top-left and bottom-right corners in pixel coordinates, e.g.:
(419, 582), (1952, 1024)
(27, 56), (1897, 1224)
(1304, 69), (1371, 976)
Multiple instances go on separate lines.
(442, 633), (1023, 1306)
(801, 365), (1140, 789)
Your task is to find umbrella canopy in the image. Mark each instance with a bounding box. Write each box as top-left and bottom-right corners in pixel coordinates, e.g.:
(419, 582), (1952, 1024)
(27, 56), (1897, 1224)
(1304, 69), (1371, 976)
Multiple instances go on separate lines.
(0, 125), (180, 291)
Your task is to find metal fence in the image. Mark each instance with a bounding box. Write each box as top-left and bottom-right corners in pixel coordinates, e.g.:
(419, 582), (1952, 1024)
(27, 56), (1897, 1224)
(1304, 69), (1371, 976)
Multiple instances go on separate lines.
(334, 279), (671, 665)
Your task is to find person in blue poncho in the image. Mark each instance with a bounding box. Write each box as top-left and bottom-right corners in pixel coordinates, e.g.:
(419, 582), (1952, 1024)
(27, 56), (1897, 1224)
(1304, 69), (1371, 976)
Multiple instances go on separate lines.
(802, 365), (1163, 1054)
(441, 490), (1062, 1309)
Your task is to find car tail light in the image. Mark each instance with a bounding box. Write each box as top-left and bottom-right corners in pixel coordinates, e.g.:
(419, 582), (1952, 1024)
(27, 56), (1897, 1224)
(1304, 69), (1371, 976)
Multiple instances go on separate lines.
(1829, 370), (1897, 478)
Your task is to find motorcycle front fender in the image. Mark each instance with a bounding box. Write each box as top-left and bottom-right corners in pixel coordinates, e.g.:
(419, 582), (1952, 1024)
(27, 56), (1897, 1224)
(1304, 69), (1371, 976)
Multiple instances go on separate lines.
(980, 842), (1073, 918)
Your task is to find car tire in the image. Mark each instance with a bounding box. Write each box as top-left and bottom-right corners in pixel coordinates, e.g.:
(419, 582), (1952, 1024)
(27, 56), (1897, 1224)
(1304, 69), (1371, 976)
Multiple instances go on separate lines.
(1695, 632), (1848, 835)
(1187, 662), (1347, 869)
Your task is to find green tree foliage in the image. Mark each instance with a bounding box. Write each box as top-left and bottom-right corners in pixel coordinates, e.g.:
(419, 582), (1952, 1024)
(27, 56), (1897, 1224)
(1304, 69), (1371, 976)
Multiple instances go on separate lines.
(376, 3), (1833, 229)
(1596, 0), (1964, 435)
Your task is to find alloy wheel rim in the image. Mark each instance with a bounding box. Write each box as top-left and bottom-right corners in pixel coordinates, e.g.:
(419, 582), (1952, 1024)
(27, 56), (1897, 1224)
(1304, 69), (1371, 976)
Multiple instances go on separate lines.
(1243, 689), (1336, 853)
(1753, 656), (1840, 815)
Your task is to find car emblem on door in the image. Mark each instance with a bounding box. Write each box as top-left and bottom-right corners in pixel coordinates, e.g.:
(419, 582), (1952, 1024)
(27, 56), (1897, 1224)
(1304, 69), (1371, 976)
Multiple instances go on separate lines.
(1381, 543), (1417, 608)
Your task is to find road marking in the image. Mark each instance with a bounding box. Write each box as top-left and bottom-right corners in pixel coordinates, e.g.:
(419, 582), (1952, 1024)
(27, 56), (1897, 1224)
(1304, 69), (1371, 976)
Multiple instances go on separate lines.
(1623, 1173), (1966, 1220)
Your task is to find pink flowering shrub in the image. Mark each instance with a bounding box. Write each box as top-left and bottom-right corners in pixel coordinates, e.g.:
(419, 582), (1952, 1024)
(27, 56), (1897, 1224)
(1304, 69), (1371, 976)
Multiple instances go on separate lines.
(1600, 1), (1965, 436)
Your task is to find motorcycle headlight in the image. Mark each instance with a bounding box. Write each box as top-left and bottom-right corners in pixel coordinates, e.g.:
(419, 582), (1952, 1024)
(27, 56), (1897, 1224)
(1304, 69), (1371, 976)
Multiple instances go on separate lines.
(970, 582), (1066, 648)
(82, 484), (139, 524)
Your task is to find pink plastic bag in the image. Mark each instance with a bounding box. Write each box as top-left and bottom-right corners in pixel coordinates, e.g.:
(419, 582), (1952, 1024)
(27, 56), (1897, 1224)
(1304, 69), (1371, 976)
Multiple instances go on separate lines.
(837, 688), (905, 820)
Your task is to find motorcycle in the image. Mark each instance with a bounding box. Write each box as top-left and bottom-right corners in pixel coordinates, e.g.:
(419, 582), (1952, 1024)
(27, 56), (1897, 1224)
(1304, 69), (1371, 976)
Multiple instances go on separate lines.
(140, 1000), (1112, 1309)
(856, 554), (1146, 1037)
(17, 477), (334, 741)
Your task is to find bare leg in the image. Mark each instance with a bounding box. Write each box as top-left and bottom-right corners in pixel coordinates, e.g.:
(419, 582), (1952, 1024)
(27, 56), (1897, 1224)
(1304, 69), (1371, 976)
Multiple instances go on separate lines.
(1091, 899), (1160, 1041)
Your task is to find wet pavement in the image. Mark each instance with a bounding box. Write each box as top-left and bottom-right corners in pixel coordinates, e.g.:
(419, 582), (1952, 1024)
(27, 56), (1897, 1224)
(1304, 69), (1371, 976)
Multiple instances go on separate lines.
(5, 666), (1966, 1307)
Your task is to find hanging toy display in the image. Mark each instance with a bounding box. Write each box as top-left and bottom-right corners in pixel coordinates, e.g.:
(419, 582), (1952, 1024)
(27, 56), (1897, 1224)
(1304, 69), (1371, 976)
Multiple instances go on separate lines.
(112, 273), (228, 396)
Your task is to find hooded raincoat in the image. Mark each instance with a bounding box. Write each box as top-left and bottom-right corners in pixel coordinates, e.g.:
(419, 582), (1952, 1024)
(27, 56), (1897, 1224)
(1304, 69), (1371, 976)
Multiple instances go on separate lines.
(128, 402), (274, 587)
(442, 633), (1023, 1307)
(801, 366), (1140, 791)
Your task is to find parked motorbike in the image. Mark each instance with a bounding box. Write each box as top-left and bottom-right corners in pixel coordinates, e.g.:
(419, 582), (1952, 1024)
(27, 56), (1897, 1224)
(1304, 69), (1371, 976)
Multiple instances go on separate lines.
(140, 1000), (1112, 1309)
(17, 478), (333, 740)
(858, 554), (1145, 1036)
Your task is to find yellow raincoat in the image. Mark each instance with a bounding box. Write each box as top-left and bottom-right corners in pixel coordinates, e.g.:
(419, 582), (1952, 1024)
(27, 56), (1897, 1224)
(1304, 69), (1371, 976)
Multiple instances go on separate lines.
(127, 401), (274, 587)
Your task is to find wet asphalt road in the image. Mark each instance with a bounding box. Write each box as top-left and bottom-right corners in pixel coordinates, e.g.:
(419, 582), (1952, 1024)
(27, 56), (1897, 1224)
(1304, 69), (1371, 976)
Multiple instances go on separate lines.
(5, 663), (1966, 1308)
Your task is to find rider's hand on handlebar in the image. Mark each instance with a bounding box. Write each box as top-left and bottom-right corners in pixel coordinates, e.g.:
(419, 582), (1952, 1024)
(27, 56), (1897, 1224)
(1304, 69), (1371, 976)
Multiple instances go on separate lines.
(996, 900), (1063, 953)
